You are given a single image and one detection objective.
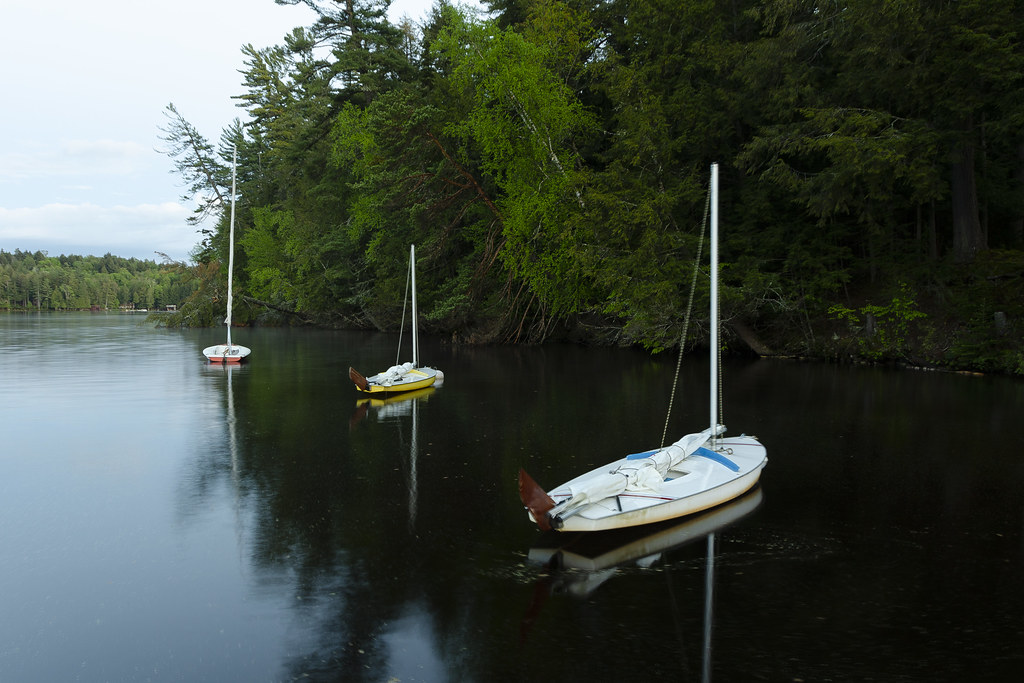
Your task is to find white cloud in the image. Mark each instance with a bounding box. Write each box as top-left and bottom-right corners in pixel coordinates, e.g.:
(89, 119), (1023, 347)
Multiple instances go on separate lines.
(0, 0), (483, 262)
(0, 0), (321, 261)
(63, 139), (150, 161)
(0, 140), (151, 183)
(0, 202), (197, 261)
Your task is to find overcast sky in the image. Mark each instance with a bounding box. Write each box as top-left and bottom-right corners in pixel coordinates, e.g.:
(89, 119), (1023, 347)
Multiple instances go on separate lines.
(0, 0), (481, 262)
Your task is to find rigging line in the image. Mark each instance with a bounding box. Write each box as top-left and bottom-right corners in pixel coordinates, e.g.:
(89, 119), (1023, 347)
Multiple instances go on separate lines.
(661, 180), (712, 448)
(396, 257), (412, 367)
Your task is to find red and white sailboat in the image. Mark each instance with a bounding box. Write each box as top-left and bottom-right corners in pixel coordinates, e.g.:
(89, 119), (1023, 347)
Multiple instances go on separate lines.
(204, 145), (250, 363)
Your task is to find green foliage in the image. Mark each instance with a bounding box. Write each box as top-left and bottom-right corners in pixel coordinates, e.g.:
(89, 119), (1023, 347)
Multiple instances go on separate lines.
(433, 5), (596, 316)
(828, 282), (928, 361)
(138, 0), (1024, 372)
(940, 249), (1024, 373)
(241, 208), (299, 307)
(0, 249), (195, 311)
(151, 260), (222, 328)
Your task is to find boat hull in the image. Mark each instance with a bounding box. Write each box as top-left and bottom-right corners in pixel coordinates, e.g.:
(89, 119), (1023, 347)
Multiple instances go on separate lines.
(528, 486), (763, 571)
(203, 344), (251, 363)
(352, 366), (437, 395)
(529, 435), (767, 532)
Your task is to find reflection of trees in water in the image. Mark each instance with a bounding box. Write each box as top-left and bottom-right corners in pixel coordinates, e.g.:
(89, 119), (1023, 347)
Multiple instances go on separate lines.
(171, 335), (1024, 681)
(279, 563), (388, 681)
(521, 489), (763, 682)
(175, 364), (254, 528)
(245, 394), (448, 681)
(178, 347), (764, 681)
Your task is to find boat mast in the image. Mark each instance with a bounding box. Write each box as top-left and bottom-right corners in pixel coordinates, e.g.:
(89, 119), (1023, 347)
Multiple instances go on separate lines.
(410, 244), (418, 367)
(709, 163), (718, 445)
(225, 145), (237, 349)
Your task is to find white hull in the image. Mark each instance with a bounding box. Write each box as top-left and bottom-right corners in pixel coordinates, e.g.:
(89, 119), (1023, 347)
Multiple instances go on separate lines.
(203, 344), (251, 362)
(529, 486), (763, 571)
(528, 435), (766, 532)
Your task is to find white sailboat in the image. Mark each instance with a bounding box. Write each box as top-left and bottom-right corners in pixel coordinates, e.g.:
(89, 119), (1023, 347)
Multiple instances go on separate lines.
(349, 244), (442, 395)
(203, 145), (250, 363)
(518, 163), (766, 532)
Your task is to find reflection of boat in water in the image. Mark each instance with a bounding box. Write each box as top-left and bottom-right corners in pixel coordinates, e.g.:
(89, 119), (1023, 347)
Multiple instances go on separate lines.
(349, 386), (432, 529)
(202, 362), (246, 552)
(522, 487), (762, 679)
(529, 487), (762, 590)
(357, 386), (436, 416)
(204, 362), (244, 481)
(349, 386), (436, 428)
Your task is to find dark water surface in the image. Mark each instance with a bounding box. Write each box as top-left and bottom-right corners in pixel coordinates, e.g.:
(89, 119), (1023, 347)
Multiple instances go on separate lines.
(1, 312), (1021, 682)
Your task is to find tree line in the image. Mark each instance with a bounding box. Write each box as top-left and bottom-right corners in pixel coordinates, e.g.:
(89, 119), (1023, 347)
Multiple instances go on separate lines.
(157, 0), (1023, 374)
(0, 249), (195, 311)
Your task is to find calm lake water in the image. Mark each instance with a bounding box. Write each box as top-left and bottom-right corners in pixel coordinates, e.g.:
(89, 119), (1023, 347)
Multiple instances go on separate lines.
(1, 312), (1021, 682)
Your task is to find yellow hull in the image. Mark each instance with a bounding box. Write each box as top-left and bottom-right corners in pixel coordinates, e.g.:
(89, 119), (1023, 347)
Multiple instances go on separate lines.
(349, 366), (437, 395)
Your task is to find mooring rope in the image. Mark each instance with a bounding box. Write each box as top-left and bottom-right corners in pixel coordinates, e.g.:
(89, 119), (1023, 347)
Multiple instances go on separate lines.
(661, 181), (712, 449)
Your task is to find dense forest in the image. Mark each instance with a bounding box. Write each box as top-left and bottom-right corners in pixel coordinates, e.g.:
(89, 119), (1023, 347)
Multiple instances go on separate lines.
(158, 1), (1024, 375)
(0, 249), (195, 312)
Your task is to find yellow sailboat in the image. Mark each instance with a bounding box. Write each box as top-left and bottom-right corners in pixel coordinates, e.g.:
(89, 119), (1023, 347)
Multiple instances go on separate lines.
(349, 244), (442, 395)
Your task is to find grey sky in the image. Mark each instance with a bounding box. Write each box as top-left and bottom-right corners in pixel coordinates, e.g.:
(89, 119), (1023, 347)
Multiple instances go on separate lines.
(0, 0), (463, 262)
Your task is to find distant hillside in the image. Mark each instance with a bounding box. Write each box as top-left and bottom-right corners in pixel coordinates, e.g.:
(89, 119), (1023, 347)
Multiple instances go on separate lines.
(0, 249), (195, 311)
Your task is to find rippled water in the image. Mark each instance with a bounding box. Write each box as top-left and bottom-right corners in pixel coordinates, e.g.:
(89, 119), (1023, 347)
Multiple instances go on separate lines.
(1, 312), (1021, 681)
